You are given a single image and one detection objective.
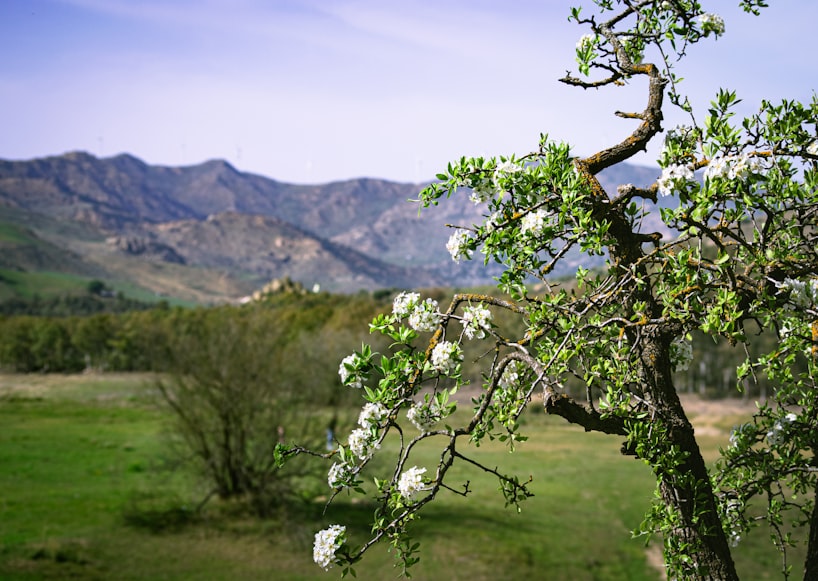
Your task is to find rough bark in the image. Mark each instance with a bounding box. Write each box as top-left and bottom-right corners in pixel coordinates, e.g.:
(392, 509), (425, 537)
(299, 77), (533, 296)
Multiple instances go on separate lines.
(644, 337), (739, 580)
(805, 469), (818, 581)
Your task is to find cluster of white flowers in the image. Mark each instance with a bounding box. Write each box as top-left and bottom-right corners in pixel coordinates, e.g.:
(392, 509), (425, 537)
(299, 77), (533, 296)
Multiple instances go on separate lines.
(778, 277), (818, 310)
(348, 427), (380, 460)
(496, 159), (523, 175)
(519, 208), (550, 237)
(393, 291), (420, 318)
(499, 360), (525, 390)
(397, 466), (428, 500)
(766, 412), (798, 446)
(728, 424), (748, 449)
(460, 158), (523, 205)
(408, 297), (442, 332)
(657, 164), (695, 197)
(358, 402), (388, 429)
(484, 211), (503, 233)
(778, 318), (796, 339)
(431, 340), (463, 374)
(392, 291), (443, 332)
(807, 141), (818, 156)
(406, 400), (443, 432)
(313, 524), (346, 570)
(339, 353), (364, 389)
(723, 499), (744, 548)
(446, 229), (474, 263)
(469, 182), (495, 204)
(576, 33), (596, 50)
(696, 12), (725, 37)
(328, 461), (353, 489)
(704, 154), (766, 182)
(461, 304), (493, 339)
(670, 336), (693, 372)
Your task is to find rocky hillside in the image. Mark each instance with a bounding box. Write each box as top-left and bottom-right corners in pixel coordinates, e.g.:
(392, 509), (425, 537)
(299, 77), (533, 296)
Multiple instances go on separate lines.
(0, 151), (666, 302)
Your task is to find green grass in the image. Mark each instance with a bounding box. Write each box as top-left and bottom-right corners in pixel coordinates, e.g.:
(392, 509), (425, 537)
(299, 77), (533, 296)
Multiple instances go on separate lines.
(0, 267), (193, 307)
(0, 374), (808, 580)
(0, 269), (92, 300)
(0, 223), (39, 245)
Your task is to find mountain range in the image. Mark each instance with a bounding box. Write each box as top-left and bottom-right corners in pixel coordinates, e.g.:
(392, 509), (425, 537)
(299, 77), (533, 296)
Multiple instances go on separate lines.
(0, 151), (665, 303)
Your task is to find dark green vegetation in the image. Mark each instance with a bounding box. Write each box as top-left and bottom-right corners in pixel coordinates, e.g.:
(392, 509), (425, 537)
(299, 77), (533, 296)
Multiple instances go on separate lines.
(0, 283), (783, 400)
(0, 289), (392, 373)
(0, 373), (802, 580)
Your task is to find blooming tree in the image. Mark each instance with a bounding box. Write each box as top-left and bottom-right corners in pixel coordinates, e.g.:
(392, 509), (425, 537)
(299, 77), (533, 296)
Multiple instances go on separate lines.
(281, 1), (818, 579)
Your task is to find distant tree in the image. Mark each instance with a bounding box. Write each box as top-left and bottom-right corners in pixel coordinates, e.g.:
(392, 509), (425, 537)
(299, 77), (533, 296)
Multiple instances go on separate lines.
(71, 314), (117, 371)
(0, 316), (37, 372)
(155, 305), (353, 515)
(287, 2), (818, 579)
(86, 279), (107, 296)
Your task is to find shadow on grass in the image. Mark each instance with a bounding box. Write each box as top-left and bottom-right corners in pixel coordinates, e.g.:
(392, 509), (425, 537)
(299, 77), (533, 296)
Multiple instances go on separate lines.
(0, 539), (108, 581)
(121, 491), (202, 533)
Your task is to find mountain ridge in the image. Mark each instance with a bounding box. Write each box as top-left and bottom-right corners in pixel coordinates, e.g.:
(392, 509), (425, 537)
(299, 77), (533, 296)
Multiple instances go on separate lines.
(0, 151), (665, 302)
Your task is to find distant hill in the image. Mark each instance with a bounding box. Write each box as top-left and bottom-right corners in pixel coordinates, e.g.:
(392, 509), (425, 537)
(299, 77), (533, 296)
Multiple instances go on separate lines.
(0, 151), (666, 303)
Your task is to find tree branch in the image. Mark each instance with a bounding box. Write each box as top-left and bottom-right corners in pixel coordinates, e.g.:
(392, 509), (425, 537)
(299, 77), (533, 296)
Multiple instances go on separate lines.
(542, 390), (628, 436)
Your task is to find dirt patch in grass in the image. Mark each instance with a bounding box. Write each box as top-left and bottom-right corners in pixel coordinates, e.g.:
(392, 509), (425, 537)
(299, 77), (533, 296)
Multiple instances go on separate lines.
(0, 372), (158, 402)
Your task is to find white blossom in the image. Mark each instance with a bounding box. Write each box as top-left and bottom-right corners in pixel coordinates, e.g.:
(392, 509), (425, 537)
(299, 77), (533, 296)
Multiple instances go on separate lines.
(728, 423), (753, 450)
(729, 533), (741, 548)
(446, 229), (474, 263)
(779, 318), (796, 339)
(704, 157), (731, 181)
(339, 354), (363, 389)
(484, 211), (502, 233)
(407, 400), (443, 432)
(328, 462), (353, 489)
(348, 428), (379, 460)
(807, 141), (818, 156)
(461, 304), (493, 339)
(697, 12), (725, 36)
(393, 291), (420, 318)
(495, 159), (523, 177)
(723, 499), (744, 548)
(408, 297), (441, 332)
(499, 360), (525, 390)
(431, 340), (463, 375)
(728, 154), (764, 180)
(779, 277), (818, 309)
(657, 164), (695, 197)
(576, 33), (596, 50)
(704, 154), (767, 183)
(670, 336), (693, 372)
(520, 208), (550, 236)
(313, 524), (346, 570)
(469, 182), (496, 204)
(766, 412), (797, 446)
(397, 466), (428, 500)
(728, 427), (741, 449)
(358, 402), (388, 428)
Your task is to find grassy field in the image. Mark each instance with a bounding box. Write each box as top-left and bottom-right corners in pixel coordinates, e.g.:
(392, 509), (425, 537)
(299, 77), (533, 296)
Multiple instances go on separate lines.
(0, 374), (806, 580)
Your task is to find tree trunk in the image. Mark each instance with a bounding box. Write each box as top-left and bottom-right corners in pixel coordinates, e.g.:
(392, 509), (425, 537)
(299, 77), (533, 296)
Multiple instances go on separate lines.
(655, 420), (739, 580)
(804, 471), (818, 581)
(642, 336), (740, 581)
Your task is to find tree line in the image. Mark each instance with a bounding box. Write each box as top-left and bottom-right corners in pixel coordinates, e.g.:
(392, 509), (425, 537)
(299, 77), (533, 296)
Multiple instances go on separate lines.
(0, 284), (786, 401)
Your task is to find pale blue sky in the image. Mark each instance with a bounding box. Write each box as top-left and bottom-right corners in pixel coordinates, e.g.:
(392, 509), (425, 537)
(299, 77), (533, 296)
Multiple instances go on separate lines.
(1, 1), (816, 184)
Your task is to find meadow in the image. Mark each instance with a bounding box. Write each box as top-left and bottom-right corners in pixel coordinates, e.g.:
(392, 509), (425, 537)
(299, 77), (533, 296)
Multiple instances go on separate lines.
(0, 373), (804, 580)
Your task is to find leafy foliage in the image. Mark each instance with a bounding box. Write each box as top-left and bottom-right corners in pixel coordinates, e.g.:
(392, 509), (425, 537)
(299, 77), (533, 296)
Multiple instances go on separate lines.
(289, 2), (818, 580)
